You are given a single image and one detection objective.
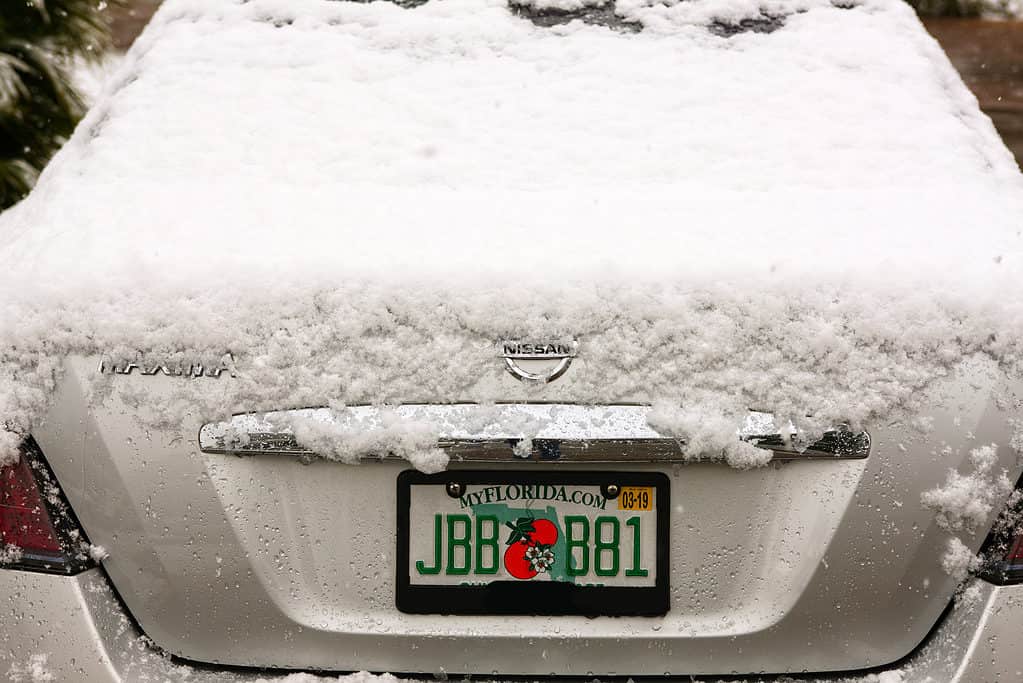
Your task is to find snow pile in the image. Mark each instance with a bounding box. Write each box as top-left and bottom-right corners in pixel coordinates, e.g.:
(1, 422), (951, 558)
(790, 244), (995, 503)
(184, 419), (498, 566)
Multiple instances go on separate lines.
(255, 675), (406, 683)
(939, 537), (983, 582)
(88, 544), (110, 562)
(0, 0), (1021, 473)
(648, 402), (772, 468)
(873, 674), (905, 683)
(2, 282), (1021, 473)
(614, 0), (830, 30)
(922, 444), (1019, 582)
(921, 444), (1014, 534)
(954, 578), (986, 608)
(0, 543), (24, 565)
(283, 410), (449, 473)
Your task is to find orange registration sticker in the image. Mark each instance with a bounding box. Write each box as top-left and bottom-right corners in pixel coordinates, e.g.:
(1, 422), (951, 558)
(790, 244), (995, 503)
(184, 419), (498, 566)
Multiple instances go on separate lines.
(617, 486), (654, 511)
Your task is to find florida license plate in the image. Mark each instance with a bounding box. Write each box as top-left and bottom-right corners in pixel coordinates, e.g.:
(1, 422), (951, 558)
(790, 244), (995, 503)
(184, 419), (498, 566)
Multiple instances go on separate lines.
(396, 471), (669, 616)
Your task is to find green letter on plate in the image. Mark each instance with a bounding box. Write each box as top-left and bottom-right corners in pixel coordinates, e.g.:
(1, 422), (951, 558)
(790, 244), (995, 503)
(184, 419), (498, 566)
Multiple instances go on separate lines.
(447, 514), (471, 575)
(475, 515), (499, 574)
(415, 514), (442, 575)
(565, 515), (589, 577)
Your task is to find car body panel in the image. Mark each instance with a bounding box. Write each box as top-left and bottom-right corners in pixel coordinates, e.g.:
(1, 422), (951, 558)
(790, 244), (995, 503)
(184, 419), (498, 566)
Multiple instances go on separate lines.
(28, 355), (1023, 675)
(5, 569), (1023, 681)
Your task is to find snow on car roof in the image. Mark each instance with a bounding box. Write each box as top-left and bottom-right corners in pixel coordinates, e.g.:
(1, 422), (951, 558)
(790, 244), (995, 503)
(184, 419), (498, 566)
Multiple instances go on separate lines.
(0, 0), (1022, 475)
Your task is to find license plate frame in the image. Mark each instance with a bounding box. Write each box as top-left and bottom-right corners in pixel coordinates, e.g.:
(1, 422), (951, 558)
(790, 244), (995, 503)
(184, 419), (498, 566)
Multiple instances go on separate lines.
(396, 470), (670, 616)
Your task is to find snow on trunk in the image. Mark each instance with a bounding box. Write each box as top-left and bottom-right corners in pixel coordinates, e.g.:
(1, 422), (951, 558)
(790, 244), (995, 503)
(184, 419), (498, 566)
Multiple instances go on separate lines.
(0, 0), (1022, 584)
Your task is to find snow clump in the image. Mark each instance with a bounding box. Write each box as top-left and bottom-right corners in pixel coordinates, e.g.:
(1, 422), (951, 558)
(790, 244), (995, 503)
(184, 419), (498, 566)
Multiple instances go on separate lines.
(647, 402), (772, 469)
(88, 544), (110, 562)
(0, 543), (24, 565)
(283, 410), (449, 474)
(921, 443), (1014, 533)
(940, 537), (983, 582)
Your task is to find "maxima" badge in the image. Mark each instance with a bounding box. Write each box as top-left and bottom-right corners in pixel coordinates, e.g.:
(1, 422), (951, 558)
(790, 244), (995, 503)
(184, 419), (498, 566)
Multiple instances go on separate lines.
(500, 341), (578, 383)
(98, 353), (236, 378)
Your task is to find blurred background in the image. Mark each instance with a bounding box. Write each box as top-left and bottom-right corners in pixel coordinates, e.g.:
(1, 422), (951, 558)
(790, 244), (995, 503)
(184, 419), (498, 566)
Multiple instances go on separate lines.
(1, 0), (1021, 211)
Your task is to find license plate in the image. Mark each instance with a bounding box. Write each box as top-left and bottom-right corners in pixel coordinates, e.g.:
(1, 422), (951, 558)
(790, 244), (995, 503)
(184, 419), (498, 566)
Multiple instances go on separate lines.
(396, 471), (669, 616)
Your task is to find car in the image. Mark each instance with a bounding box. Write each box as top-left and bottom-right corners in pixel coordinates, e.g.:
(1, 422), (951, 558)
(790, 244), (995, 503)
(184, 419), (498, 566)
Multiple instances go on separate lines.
(2, 0), (1023, 680)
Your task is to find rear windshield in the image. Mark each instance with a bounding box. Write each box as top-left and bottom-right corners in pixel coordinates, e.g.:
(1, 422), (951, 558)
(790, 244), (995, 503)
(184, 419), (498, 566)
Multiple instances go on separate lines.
(344, 0), (805, 36)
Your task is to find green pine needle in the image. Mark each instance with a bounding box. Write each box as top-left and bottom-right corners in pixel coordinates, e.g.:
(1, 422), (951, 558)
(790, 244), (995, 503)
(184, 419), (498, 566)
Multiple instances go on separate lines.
(0, 1), (121, 211)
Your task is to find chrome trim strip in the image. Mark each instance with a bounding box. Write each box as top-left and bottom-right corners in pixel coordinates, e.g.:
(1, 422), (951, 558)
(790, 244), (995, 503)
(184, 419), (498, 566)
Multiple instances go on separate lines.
(198, 405), (870, 463)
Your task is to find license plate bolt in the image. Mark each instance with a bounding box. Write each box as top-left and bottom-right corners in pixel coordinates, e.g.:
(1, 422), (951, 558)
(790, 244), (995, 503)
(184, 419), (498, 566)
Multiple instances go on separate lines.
(445, 482), (465, 498)
(602, 483), (621, 499)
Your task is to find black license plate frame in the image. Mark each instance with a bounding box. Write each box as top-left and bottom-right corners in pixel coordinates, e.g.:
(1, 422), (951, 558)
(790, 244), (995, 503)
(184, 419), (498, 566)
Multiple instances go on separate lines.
(395, 470), (670, 616)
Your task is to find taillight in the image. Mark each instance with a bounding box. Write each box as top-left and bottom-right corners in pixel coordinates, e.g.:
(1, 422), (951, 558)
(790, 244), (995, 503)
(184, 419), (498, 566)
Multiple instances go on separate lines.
(0, 439), (94, 574)
(980, 530), (1023, 585)
(979, 476), (1023, 586)
(1003, 535), (1023, 575)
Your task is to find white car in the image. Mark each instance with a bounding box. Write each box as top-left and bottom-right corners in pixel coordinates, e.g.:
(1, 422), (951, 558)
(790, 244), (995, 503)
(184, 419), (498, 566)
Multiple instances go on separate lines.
(2, 0), (1023, 680)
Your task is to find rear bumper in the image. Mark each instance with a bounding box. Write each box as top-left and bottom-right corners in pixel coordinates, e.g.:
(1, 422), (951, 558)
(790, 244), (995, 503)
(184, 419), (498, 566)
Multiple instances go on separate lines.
(2, 569), (1023, 682)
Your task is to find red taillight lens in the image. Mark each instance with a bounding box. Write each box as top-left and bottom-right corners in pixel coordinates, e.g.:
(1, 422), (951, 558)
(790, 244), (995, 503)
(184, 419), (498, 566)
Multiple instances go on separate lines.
(1009, 536), (1023, 562)
(0, 440), (93, 574)
(980, 533), (1023, 585)
(1001, 534), (1023, 577)
(1, 456), (63, 558)
(979, 485), (1023, 585)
